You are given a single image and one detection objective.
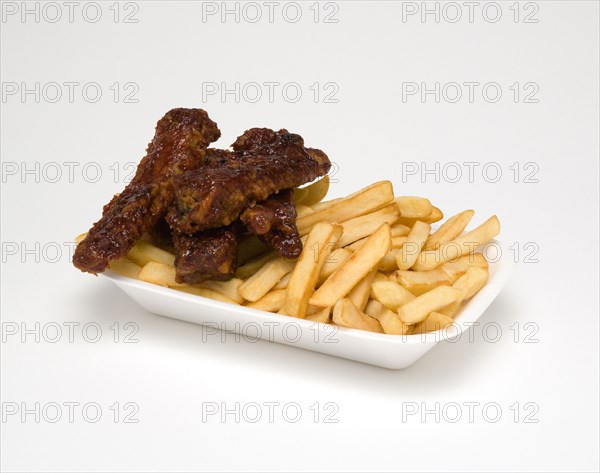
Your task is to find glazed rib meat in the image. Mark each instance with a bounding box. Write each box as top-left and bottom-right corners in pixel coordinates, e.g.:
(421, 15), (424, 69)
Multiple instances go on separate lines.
(172, 225), (239, 284)
(166, 128), (331, 234)
(240, 189), (302, 258)
(73, 108), (220, 273)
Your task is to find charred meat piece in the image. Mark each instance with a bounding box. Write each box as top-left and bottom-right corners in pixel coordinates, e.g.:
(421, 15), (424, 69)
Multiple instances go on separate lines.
(240, 189), (302, 258)
(172, 226), (239, 284)
(167, 129), (331, 234)
(73, 108), (220, 273)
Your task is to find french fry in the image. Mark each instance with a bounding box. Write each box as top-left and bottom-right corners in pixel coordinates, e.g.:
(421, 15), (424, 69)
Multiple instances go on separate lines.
(175, 286), (237, 304)
(397, 206), (443, 227)
(347, 270), (377, 311)
(273, 272), (291, 290)
(296, 181), (394, 235)
(332, 299), (383, 333)
(395, 221), (431, 270)
(128, 240), (175, 267)
(391, 236), (408, 248)
(365, 299), (385, 318)
(281, 222), (342, 318)
(295, 204), (314, 216)
(310, 223), (392, 307)
(238, 257), (296, 302)
(442, 253), (489, 275)
(300, 175), (330, 206)
(349, 235), (405, 253)
(337, 203), (400, 247)
(378, 249), (400, 271)
(108, 259), (142, 279)
(424, 209), (475, 251)
(371, 280), (415, 311)
(235, 252), (274, 279)
(311, 197), (343, 211)
(397, 285), (461, 324)
(346, 236), (368, 252)
(138, 262), (183, 287)
(246, 289), (287, 312)
(393, 254), (488, 296)
(305, 307), (331, 324)
(373, 272), (390, 284)
(412, 312), (454, 334)
(317, 247), (353, 284)
(200, 278), (245, 304)
(372, 306), (413, 335)
(438, 266), (489, 317)
(412, 215), (500, 271)
(393, 268), (456, 296)
(391, 224), (411, 237)
(453, 266), (489, 300)
(394, 196), (432, 218)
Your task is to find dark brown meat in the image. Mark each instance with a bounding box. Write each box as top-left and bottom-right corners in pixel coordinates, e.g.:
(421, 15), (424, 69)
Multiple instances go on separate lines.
(172, 226), (239, 284)
(73, 108), (220, 273)
(240, 189), (302, 258)
(166, 129), (331, 234)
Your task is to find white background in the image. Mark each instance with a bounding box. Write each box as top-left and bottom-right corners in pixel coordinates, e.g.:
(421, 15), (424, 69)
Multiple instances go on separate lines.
(1, 1), (599, 471)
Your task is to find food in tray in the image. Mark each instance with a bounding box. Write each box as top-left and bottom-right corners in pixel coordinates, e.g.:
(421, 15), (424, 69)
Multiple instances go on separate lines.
(74, 108), (500, 335)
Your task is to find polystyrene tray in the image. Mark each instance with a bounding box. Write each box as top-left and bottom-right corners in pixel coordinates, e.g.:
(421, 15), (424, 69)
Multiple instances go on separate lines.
(100, 239), (513, 369)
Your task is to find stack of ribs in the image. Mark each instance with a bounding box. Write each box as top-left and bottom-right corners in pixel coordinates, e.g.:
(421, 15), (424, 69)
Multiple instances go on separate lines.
(73, 108), (331, 284)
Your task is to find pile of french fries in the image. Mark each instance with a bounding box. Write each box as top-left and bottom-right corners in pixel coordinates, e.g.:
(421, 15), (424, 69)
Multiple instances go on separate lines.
(76, 177), (500, 335)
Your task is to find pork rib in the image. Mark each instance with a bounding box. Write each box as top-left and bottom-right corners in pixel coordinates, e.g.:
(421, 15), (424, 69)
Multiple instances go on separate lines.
(73, 108), (220, 273)
(240, 189), (302, 258)
(166, 129), (331, 234)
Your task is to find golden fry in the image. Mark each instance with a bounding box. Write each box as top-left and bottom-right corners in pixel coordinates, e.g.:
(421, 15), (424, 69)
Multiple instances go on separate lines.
(412, 312), (454, 334)
(318, 247), (353, 284)
(424, 209), (474, 251)
(128, 240), (175, 267)
(371, 280), (415, 311)
(238, 257), (295, 302)
(338, 203), (400, 247)
(394, 196), (432, 218)
(310, 223), (392, 307)
(347, 270), (377, 311)
(395, 221), (431, 270)
(397, 286), (461, 324)
(412, 215), (500, 271)
(296, 181), (394, 235)
(281, 222), (342, 318)
(305, 307), (331, 324)
(200, 278), (244, 304)
(332, 299), (383, 333)
(246, 289), (287, 312)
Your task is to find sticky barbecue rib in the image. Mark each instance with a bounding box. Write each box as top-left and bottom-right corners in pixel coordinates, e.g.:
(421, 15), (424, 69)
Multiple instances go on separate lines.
(240, 189), (302, 258)
(172, 225), (239, 284)
(166, 128), (331, 234)
(73, 108), (220, 273)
